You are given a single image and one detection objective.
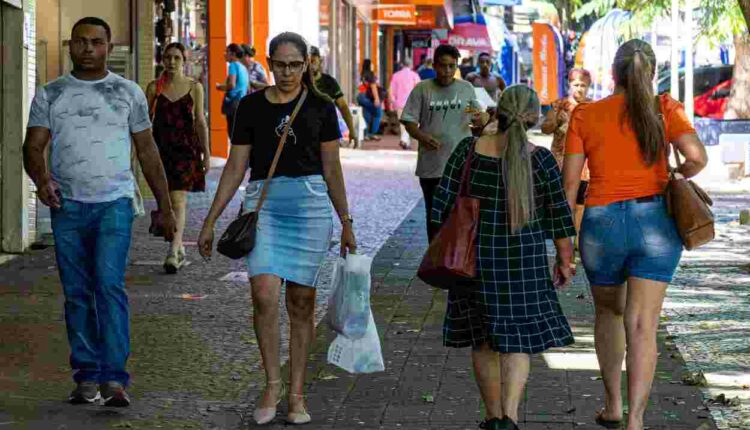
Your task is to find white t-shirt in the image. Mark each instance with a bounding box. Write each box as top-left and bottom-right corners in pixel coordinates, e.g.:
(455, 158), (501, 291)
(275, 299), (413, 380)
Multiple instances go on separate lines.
(27, 72), (151, 203)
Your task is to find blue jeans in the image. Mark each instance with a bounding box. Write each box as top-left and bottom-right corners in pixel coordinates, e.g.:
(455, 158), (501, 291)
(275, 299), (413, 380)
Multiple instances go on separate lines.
(51, 197), (134, 385)
(580, 195), (683, 286)
(357, 93), (383, 137)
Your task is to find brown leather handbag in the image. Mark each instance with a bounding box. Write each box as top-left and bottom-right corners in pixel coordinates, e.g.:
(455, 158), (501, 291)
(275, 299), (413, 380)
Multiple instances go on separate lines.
(417, 141), (480, 289)
(665, 144), (715, 250)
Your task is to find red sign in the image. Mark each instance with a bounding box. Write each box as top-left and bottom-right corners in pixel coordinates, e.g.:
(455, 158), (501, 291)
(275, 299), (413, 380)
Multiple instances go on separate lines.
(375, 5), (417, 25)
(446, 23), (492, 51)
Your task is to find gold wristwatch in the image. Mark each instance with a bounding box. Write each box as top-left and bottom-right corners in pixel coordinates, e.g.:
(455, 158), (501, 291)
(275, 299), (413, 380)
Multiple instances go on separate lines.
(341, 214), (354, 224)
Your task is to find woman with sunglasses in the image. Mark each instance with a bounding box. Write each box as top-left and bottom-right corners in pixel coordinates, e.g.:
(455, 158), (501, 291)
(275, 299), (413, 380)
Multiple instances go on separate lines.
(198, 32), (356, 426)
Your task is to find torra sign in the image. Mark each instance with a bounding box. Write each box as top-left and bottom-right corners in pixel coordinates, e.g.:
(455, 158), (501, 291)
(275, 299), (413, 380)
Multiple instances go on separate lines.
(375, 5), (417, 25)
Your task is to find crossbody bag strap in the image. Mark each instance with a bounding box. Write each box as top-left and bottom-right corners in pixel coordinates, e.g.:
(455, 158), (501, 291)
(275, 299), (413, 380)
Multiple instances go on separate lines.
(253, 87), (309, 213)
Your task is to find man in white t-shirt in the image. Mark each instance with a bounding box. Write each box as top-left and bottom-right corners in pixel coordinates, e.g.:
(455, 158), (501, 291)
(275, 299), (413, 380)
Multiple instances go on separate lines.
(23, 17), (176, 407)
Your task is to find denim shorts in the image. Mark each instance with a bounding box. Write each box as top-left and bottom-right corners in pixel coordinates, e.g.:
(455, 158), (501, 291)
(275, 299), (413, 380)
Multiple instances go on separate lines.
(580, 195), (683, 286)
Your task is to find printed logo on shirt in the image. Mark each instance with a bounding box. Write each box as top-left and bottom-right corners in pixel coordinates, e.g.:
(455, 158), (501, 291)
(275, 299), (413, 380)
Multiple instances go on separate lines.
(428, 94), (464, 120)
(274, 115), (297, 145)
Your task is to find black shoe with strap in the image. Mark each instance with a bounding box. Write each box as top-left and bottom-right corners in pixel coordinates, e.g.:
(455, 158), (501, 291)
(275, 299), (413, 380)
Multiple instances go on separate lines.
(481, 417), (520, 430)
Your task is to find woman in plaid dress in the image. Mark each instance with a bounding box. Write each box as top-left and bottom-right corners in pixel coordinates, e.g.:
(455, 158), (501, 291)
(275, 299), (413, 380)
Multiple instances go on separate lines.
(432, 85), (577, 430)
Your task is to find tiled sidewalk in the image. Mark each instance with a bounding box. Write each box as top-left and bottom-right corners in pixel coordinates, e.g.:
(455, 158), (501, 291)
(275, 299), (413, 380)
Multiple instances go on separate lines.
(254, 204), (717, 430)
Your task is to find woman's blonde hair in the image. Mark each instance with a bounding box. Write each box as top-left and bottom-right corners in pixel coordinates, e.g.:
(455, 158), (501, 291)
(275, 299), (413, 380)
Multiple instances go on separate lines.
(495, 85), (541, 233)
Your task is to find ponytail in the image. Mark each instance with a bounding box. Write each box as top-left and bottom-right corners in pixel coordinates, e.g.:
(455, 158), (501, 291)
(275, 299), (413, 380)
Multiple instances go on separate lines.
(496, 85), (541, 233)
(614, 39), (665, 166)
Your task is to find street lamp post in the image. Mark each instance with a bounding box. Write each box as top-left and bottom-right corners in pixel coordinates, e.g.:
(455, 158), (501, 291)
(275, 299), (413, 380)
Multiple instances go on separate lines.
(684, 0), (695, 121)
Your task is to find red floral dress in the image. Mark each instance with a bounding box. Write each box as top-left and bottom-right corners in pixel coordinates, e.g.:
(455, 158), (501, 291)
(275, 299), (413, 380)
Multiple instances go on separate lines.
(152, 92), (206, 192)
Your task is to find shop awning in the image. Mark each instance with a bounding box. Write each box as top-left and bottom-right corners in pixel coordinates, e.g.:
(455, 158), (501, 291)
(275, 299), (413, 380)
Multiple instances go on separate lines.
(446, 22), (493, 52)
(480, 0), (523, 6)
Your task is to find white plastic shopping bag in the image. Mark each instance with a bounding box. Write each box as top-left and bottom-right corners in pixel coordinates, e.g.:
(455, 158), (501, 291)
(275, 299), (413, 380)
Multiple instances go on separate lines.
(327, 311), (385, 374)
(327, 254), (372, 340)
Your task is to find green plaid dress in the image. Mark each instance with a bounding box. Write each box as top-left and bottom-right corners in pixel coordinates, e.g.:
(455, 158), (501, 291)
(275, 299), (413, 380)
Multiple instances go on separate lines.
(432, 137), (576, 354)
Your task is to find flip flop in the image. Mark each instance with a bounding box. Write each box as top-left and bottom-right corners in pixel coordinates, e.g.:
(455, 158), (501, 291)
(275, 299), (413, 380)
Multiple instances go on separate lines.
(595, 411), (623, 429)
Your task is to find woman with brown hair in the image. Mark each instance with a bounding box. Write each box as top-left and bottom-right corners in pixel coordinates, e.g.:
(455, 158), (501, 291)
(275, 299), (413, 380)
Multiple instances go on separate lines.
(563, 39), (707, 430)
(146, 42), (210, 273)
(433, 85), (577, 430)
(197, 32), (356, 426)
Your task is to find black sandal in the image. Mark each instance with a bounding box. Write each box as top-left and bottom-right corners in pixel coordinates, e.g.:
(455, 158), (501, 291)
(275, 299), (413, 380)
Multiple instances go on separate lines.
(595, 411), (623, 429)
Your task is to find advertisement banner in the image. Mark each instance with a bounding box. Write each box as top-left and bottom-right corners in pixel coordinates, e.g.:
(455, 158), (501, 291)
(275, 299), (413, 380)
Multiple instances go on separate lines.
(446, 23), (492, 52)
(532, 22), (562, 105)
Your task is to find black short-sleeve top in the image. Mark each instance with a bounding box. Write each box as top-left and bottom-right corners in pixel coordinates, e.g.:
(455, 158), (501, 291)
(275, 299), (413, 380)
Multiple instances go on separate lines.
(232, 88), (342, 181)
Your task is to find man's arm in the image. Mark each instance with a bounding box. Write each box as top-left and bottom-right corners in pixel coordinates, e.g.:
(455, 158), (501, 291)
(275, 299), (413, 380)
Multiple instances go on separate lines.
(23, 127), (59, 208)
(335, 97), (357, 143)
(403, 121), (440, 150)
(132, 129), (176, 240)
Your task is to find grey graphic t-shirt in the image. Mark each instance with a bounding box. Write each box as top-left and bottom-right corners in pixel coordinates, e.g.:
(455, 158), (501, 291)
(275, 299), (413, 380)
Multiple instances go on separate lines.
(27, 72), (151, 203)
(400, 79), (478, 178)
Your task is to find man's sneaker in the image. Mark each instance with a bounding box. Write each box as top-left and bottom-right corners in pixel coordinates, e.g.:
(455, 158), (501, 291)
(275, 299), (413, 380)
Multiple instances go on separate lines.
(69, 381), (101, 404)
(100, 381), (130, 407)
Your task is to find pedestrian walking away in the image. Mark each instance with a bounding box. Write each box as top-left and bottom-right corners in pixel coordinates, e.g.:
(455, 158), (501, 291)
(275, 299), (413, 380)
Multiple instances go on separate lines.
(197, 32), (357, 426)
(309, 45), (358, 148)
(562, 39), (708, 430)
(146, 42), (210, 274)
(432, 85), (577, 430)
(401, 44), (487, 242)
(388, 58), (421, 150)
(22, 16), (176, 408)
(466, 52), (507, 104)
(541, 67), (593, 246)
(418, 58), (437, 80)
(240, 44), (269, 94)
(357, 58), (385, 142)
(216, 43), (249, 139)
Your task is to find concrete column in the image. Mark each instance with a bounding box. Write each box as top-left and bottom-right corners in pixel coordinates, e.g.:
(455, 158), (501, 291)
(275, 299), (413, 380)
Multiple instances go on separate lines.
(1, 2), (31, 253)
(136, 0), (155, 89)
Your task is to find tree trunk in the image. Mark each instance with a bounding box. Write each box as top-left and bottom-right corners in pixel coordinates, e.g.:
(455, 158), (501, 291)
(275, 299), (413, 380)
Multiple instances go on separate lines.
(725, 33), (750, 120)
(738, 0), (750, 31)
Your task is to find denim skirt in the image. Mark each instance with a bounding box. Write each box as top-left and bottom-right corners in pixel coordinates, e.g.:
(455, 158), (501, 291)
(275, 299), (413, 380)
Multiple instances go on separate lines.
(243, 175), (334, 287)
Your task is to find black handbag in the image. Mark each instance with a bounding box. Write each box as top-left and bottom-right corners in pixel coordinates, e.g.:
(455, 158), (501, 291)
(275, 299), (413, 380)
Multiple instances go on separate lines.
(216, 88), (308, 259)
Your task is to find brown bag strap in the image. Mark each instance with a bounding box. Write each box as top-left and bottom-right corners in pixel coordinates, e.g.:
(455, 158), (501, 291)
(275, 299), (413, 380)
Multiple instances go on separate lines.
(458, 139), (477, 197)
(253, 87), (308, 213)
(653, 96), (684, 177)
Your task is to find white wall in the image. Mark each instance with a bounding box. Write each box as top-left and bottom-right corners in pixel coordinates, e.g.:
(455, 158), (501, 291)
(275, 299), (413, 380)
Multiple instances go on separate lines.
(59, 0), (130, 45)
(268, 0), (320, 50)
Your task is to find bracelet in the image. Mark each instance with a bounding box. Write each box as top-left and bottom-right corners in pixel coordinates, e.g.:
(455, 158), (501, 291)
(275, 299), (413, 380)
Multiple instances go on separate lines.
(341, 214), (354, 224)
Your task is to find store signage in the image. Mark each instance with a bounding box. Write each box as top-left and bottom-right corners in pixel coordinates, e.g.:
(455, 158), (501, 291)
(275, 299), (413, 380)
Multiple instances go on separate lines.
(375, 5), (417, 25)
(446, 23), (492, 51)
(415, 8), (436, 27)
(320, 1), (330, 27)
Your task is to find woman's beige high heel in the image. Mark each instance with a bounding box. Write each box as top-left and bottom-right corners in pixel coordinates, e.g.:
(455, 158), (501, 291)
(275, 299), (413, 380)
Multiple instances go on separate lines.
(253, 379), (285, 425)
(286, 393), (311, 424)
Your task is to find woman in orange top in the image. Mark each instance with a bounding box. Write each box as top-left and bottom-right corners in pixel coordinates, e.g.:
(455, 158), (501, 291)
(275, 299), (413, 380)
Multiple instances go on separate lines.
(562, 39), (707, 430)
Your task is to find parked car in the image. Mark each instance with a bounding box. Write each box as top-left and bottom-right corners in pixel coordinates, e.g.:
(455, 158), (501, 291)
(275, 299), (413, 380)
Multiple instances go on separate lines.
(694, 79), (732, 119)
(657, 64), (733, 99)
